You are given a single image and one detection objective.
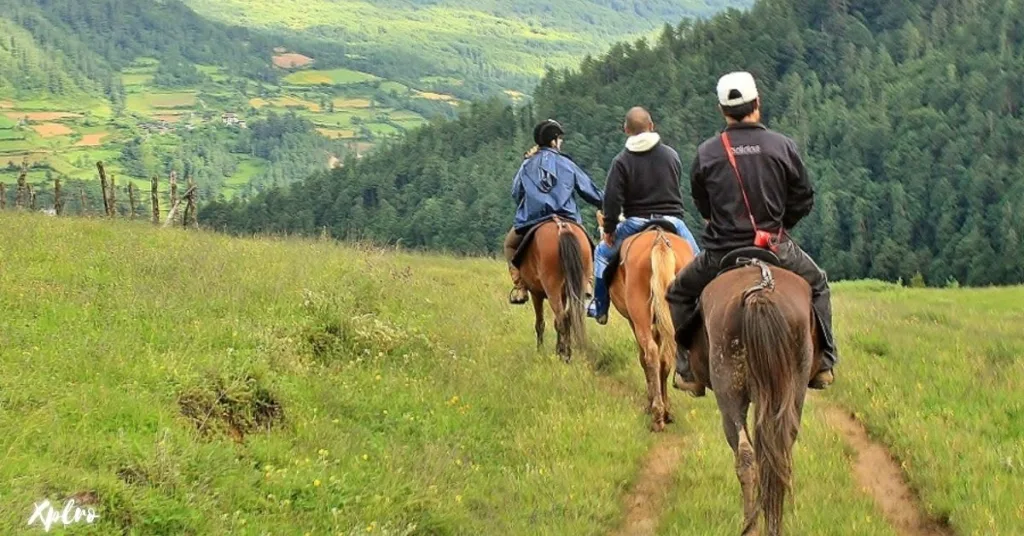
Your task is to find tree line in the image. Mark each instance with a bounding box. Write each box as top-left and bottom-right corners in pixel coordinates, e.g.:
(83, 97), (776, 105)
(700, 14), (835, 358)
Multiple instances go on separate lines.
(202, 0), (1024, 287)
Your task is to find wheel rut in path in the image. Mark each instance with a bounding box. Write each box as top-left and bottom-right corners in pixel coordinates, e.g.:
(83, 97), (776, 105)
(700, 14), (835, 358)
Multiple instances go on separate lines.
(824, 407), (954, 536)
(610, 433), (685, 536)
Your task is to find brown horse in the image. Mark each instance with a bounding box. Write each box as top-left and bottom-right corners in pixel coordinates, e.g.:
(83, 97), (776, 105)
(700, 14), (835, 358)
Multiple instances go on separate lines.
(518, 217), (593, 361)
(686, 258), (823, 535)
(606, 222), (695, 431)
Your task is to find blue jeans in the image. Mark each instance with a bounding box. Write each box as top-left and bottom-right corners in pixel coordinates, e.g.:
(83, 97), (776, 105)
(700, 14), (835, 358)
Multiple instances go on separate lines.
(588, 216), (701, 318)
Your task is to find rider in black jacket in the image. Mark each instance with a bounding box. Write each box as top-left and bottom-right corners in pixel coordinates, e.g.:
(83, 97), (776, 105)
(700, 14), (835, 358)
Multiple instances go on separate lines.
(667, 71), (838, 395)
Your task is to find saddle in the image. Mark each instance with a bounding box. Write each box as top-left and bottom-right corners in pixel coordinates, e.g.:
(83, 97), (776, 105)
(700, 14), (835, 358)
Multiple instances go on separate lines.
(603, 219), (683, 286)
(717, 246), (781, 276)
(675, 246), (784, 350)
(511, 216), (596, 268)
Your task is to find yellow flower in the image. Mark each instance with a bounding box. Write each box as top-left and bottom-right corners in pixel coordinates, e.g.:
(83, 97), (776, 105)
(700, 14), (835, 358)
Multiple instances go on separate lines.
(362, 454), (369, 461)
(375, 374), (382, 381)
(314, 479), (322, 487)
(318, 449), (329, 456)
(455, 495), (463, 503)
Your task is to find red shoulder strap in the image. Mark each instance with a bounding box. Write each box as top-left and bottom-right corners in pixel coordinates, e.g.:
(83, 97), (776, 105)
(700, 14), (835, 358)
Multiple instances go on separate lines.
(720, 132), (760, 233)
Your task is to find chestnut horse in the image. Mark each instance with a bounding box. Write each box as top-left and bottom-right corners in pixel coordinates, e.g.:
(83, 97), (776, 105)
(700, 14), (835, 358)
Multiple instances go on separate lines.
(518, 217), (593, 361)
(686, 258), (822, 535)
(605, 221), (695, 431)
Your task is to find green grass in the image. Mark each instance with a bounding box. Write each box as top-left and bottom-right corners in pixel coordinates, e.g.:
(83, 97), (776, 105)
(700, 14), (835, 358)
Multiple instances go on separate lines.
(827, 283), (1024, 534)
(224, 159), (266, 193)
(121, 73), (155, 87)
(1, 214), (1019, 534)
(283, 68), (379, 87)
(365, 122), (401, 137)
(0, 115), (16, 129)
(378, 81), (410, 95)
(0, 140), (38, 154)
(125, 92), (198, 113)
(0, 130), (24, 141)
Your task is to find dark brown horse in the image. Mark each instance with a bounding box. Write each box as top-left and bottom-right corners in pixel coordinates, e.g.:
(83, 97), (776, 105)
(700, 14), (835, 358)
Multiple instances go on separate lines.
(518, 217), (593, 361)
(605, 222), (695, 431)
(686, 259), (822, 535)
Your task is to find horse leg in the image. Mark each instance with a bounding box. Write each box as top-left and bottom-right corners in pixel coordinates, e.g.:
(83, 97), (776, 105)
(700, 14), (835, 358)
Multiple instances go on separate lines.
(716, 390), (759, 535)
(635, 324), (666, 431)
(656, 332), (674, 425)
(550, 294), (570, 362)
(532, 292), (545, 351)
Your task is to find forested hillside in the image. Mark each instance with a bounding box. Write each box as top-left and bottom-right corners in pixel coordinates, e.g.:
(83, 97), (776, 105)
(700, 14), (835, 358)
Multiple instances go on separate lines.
(188, 0), (751, 98)
(203, 0), (1024, 287)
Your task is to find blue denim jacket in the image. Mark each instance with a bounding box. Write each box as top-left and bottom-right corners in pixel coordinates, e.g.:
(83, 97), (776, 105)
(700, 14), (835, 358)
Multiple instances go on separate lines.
(512, 148), (604, 231)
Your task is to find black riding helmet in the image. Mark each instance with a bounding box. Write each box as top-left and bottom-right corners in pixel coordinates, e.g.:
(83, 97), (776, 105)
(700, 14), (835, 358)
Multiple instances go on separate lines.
(533, 119), (565, 147)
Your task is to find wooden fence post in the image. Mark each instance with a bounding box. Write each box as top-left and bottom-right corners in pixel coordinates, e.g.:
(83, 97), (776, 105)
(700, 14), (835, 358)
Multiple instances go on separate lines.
(183, 177), (199, 229)
(151, 175), (160, 225)
(128, 182), (137, 220)
(29, 184), (36, 210)
(0, 182), (6, 210)
(54, 177), (63, 216)
(170, 171), (179, 225)
(97, 161), (110, 216)
(15, 164), (27, 209)
(108, 175), (116, 217)
(79, 187), (87, 215)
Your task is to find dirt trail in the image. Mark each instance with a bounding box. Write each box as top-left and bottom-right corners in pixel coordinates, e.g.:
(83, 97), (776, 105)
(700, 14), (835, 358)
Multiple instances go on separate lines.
(824, 407), (954, 536)
(610, 434), (684, 536)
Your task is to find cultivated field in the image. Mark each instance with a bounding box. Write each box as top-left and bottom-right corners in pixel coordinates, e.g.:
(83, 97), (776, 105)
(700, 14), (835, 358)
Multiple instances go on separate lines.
(283, 68), (380, 87)
(0, 51), (442, 199)
(0, 213), (1019, 534)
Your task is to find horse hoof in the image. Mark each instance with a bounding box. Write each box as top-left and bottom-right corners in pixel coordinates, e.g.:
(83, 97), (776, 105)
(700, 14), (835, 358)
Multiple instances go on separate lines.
(650, 420), (666, 433)
(664, 412), (674, 424)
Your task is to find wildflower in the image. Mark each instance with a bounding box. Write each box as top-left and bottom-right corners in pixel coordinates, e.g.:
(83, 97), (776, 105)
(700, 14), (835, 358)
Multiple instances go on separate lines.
(362, 454), (369, 461)
(314, 479), (322, 487)
(455, 495), (463, 503)
(319, 449), (330, 457)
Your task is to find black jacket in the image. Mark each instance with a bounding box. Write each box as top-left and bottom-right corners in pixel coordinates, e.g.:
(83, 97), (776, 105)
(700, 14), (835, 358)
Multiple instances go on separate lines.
(602, 134), (686, 235)
(690, 123), (814, 252)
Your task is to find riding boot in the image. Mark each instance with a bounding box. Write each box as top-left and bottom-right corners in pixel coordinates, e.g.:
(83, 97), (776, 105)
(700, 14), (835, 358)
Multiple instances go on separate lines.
(673, 347), (705, 397)
(809, 292), (837, 389)
(508, 265), (528, 305)
(586, 277), (608, 325)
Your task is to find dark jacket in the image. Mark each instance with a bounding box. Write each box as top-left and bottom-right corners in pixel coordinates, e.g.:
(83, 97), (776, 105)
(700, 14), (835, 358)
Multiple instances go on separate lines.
(690, 123), (814, 252)
(512, 147), (604, 231)
(602, 132), (686, 235)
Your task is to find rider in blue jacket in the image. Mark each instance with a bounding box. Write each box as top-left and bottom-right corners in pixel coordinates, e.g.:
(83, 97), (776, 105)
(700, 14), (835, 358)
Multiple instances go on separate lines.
(504, 119), (604, 304)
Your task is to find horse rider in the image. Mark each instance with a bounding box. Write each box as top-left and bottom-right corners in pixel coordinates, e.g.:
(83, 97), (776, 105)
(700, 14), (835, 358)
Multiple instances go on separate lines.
(667, 71), (837, 395)
(505, 119), (605, 304)
(587, 106), (701, 324)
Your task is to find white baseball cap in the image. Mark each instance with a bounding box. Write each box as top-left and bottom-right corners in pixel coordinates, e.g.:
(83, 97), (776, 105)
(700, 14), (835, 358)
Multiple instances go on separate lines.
(717, 71), (759, 107)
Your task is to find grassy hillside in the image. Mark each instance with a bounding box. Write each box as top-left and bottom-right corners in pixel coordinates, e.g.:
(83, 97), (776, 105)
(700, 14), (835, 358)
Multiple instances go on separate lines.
(187, 0), (752, 93)
(0, 212), (1020, 534)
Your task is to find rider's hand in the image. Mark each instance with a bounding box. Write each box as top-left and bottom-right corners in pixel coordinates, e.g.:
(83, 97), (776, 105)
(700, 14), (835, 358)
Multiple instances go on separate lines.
(602, 232), (615, 247)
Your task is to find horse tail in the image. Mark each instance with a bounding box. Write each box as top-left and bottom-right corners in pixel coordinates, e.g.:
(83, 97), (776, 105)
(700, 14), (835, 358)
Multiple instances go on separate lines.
(558, 226), (587, 351)
(649, 231), (677, 362)
(742, 287), (799, 535)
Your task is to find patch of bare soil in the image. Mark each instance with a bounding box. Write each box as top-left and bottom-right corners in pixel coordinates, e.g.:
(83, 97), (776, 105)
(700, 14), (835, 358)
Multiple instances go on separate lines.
(825, 407), (954, 536)
(610, 435), (685, 536)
